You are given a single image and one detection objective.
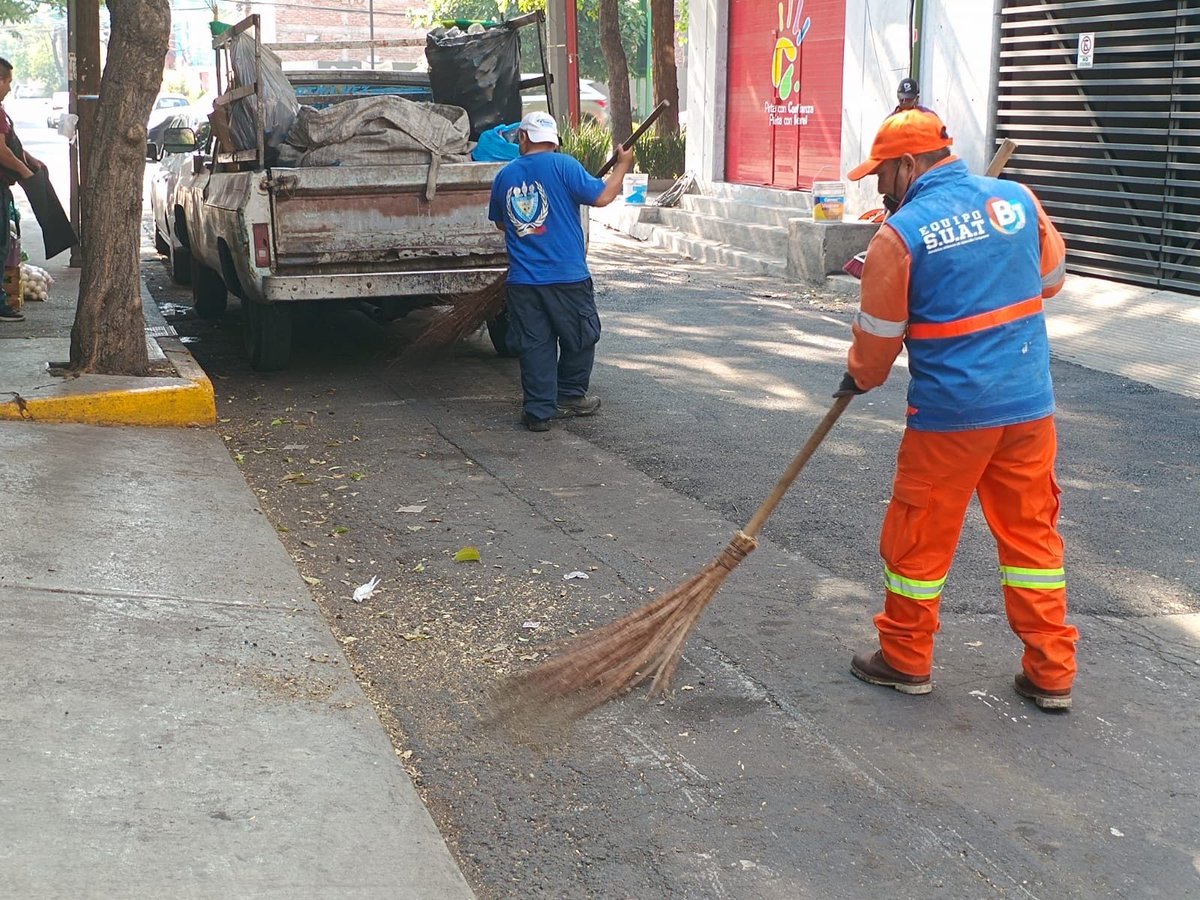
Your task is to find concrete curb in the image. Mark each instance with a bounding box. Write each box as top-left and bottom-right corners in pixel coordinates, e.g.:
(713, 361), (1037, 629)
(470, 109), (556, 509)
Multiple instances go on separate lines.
(0, 278), (217, 428)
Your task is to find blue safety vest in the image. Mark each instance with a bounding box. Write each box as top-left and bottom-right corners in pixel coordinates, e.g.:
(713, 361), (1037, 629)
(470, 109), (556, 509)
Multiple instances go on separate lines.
(886, 159), (1055, 431)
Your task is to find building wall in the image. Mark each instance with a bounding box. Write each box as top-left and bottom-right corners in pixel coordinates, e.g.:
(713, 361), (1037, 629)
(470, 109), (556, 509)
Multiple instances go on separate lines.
(916, 0), (997, 176)
(684, 0), (729, 183)
(840, 0), (912, 214)
(689, 0), (999, 215)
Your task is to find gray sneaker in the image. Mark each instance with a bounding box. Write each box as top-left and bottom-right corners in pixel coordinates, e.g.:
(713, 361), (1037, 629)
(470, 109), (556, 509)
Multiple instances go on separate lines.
(0, 304), (25, 322)
(554, 394), (601, 418)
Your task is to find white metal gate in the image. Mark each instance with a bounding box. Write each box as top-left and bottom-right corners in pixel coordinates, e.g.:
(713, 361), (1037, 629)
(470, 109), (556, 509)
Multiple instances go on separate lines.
(995, 0), (1199, 295)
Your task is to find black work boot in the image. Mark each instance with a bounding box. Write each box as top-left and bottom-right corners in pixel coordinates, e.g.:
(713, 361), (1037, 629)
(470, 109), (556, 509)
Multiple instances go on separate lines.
(851, 649), (933, 695)
(554, 394), (601, 418)
(520, 412), (551, 433)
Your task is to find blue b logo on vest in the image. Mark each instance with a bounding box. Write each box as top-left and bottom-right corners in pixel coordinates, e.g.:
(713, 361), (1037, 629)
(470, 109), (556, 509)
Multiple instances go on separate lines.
(986, 197), (1027, 235)
(507, 181), (551, 237)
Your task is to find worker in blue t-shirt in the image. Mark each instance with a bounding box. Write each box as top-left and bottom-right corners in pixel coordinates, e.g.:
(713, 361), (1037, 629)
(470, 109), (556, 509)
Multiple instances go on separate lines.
(488, 111), (634, 432)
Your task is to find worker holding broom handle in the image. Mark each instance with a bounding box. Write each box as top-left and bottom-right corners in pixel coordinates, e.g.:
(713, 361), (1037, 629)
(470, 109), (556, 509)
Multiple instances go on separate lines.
(489, 111), (634, 433)
(837, 109), (1079, 711)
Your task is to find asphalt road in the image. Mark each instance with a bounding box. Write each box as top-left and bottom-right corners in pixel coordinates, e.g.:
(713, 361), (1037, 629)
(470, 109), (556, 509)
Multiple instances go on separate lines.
(140, 196), (1199, 899)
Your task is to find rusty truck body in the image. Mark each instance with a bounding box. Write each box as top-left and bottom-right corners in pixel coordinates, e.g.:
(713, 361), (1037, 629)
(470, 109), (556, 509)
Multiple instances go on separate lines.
(169, 15), (514, 370)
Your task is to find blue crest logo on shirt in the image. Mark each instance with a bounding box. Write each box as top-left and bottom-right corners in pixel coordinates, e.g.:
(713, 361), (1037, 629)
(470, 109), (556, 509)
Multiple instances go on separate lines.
(506, 180), (550, 237)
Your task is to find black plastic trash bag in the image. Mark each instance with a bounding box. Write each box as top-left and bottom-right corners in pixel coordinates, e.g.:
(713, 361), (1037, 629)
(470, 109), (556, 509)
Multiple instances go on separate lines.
(425, 26), (522, 140)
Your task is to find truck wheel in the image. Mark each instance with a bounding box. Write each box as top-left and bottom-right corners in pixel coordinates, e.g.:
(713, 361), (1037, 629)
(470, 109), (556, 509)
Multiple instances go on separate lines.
(190, 258), (227, 319)
(242, 299), (293, 372)
(154, 229), (170, 257)
(170, 243), (192, 286)
(487, 309), (516, 357)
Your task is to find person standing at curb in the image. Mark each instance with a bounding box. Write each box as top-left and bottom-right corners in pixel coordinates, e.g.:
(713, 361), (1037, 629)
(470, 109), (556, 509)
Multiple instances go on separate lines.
(889, 77), (934, 117)
(836, 109), (1079, 711)
(0, 57), (41, 322)
(489, 111), (634, 432)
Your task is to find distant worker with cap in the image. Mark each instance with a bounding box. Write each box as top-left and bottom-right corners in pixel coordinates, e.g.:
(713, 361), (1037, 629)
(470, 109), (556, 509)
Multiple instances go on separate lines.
(489, 111), (635, 432)
(890, 77), (933, 116)
(835, 109), (1078, 711)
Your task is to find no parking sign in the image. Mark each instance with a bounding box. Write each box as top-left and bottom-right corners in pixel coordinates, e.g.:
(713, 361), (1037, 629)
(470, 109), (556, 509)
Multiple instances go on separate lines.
(1078, 32), (1095, 69)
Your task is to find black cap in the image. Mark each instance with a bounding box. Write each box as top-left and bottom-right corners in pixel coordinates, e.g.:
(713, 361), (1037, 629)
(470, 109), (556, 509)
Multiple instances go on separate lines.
(897, 77), (919, 99)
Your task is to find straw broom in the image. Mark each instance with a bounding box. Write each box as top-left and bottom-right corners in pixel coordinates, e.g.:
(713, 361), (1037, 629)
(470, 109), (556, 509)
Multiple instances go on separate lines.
(492, 394), (853, 728)
(413, 102), (672, 350)
(410, 275), (508, 349)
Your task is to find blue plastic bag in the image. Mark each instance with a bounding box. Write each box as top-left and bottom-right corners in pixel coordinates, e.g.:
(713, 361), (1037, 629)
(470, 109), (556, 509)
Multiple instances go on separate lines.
(472, 123), (521, 162)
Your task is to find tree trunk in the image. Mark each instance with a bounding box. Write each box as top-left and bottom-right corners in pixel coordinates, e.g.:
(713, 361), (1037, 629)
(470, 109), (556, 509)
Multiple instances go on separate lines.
(69, 0), (171, 375)
(650, 0), (680, 133)
(598, 0), (633, 144)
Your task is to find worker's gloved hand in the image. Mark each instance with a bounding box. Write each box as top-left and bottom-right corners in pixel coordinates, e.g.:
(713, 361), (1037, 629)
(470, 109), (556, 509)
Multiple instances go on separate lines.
(833, 371), (867, 398)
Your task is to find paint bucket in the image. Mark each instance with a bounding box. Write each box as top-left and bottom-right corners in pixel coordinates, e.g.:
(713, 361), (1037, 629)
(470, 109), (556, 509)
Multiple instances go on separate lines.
(622, 173), (649, 205)
(812, 181), (846, 222)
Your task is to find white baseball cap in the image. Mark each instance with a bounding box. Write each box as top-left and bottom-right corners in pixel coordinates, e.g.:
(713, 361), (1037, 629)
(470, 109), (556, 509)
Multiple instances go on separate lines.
(519, 111), (559, 146)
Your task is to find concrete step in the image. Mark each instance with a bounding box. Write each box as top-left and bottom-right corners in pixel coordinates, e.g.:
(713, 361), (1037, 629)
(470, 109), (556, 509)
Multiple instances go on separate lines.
(704, 181), (815, 213)
(656, 207), (790, 258)
(680, 193), (813, 229)
(639, 225), (789, 279)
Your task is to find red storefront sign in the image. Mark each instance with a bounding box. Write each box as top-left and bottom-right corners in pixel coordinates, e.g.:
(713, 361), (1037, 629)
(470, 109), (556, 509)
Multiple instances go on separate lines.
(725, 0), (846, 189)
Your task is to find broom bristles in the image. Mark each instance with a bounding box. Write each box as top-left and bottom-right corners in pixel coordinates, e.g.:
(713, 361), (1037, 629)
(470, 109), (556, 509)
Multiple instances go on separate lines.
(412, 278), (507, 348)
(490, 531), (757, 731)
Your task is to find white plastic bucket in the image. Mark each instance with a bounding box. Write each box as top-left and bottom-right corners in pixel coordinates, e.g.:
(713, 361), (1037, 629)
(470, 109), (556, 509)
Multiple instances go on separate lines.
(812, 180), (846, 222)
(622, 173), (649, 205)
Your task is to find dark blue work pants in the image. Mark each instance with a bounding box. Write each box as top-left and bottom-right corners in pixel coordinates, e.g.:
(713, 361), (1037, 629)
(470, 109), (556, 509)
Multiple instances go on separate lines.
(504, 279), (601, 421)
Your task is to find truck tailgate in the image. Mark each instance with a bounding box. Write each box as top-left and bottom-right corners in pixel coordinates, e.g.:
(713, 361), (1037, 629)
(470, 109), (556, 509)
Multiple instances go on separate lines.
(267, 163), (506, 269)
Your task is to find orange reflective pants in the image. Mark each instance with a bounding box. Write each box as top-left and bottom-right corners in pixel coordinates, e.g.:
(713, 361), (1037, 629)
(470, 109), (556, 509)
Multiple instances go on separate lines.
(875, 416), (1078, 691)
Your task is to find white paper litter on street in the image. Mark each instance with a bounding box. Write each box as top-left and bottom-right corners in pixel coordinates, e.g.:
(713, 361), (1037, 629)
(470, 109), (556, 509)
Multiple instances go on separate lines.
(564, 571), (590, 580)
(352, 576), (381, 602)
(395, 504), (427, 514)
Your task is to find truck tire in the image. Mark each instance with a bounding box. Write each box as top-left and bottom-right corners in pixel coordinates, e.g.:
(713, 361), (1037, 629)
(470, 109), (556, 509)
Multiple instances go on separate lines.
(170, 242), (192, 286)
(242, 299), (293, 372)
(190, 258), (228, 319)
(487, 309), (516, 357)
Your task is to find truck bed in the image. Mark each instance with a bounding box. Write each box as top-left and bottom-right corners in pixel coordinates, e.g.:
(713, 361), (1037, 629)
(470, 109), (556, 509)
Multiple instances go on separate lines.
(268, 162), (505, 271)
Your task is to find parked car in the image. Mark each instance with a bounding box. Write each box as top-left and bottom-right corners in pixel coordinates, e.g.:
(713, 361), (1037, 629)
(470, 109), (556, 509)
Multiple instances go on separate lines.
(46, 91), (69, 128)
(147, 115), (204, 285)
(521, 77), (609, 126)
(147, 93), (192, 133)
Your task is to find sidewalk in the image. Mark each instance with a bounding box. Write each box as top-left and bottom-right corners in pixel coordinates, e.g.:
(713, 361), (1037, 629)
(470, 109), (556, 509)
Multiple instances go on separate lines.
(0, 222), (474, 894)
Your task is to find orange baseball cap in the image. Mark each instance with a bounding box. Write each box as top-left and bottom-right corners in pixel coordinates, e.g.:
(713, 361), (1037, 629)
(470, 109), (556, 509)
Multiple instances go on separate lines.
(847, 109), (954, 181)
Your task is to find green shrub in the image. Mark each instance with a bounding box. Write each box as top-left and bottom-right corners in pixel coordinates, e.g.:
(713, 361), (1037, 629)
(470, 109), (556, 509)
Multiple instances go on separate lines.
(560, 119), (613, 176)
(633, 126), (686, 179)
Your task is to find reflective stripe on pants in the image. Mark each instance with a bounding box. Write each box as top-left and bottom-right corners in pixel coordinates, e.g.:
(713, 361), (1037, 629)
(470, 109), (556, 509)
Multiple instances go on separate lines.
(875, 416), (1079, 690)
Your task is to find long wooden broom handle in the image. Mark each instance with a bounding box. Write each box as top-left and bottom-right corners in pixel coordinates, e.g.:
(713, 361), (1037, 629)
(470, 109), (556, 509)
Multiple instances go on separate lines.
(596, 101), (671, 177)
(985, 138), (1019, 177)
(743, 395), (853, 539)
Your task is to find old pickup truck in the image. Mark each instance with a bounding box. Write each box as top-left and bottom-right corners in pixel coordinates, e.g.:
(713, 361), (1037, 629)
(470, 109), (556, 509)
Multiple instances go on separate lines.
(165, 15), (526, 370)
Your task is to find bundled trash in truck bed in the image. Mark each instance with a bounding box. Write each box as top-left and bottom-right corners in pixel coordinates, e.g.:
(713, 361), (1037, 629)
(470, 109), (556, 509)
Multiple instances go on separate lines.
(225, 28), (299, 153)
(276, 95), (473, 169)
(426, 22), (522, 139)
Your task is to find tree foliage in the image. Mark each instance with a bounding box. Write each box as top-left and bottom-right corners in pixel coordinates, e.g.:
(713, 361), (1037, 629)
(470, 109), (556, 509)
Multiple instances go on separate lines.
(0, 0), (38, 24)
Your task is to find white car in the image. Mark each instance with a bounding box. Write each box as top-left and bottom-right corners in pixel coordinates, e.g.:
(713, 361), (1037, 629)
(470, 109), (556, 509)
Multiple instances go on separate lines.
(147, 93), (192, 133)
(521, 77), (609, 127)
(148, 116), (202, 285)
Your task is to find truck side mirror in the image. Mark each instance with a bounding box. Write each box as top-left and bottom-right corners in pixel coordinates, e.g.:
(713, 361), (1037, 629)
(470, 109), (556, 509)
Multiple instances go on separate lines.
(163, 126), (198, 155)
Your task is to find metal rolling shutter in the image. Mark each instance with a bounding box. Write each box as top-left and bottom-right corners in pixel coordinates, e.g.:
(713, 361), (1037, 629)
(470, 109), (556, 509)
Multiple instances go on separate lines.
(996, 0), (1199, 295)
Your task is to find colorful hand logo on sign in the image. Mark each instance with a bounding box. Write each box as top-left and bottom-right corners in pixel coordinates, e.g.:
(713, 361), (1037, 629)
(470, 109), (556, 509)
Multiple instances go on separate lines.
(772, 0), (811, 100)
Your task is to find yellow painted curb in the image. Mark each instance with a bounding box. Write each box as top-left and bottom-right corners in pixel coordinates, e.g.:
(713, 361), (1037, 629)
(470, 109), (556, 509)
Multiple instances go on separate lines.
(0, 340), (217, 428)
